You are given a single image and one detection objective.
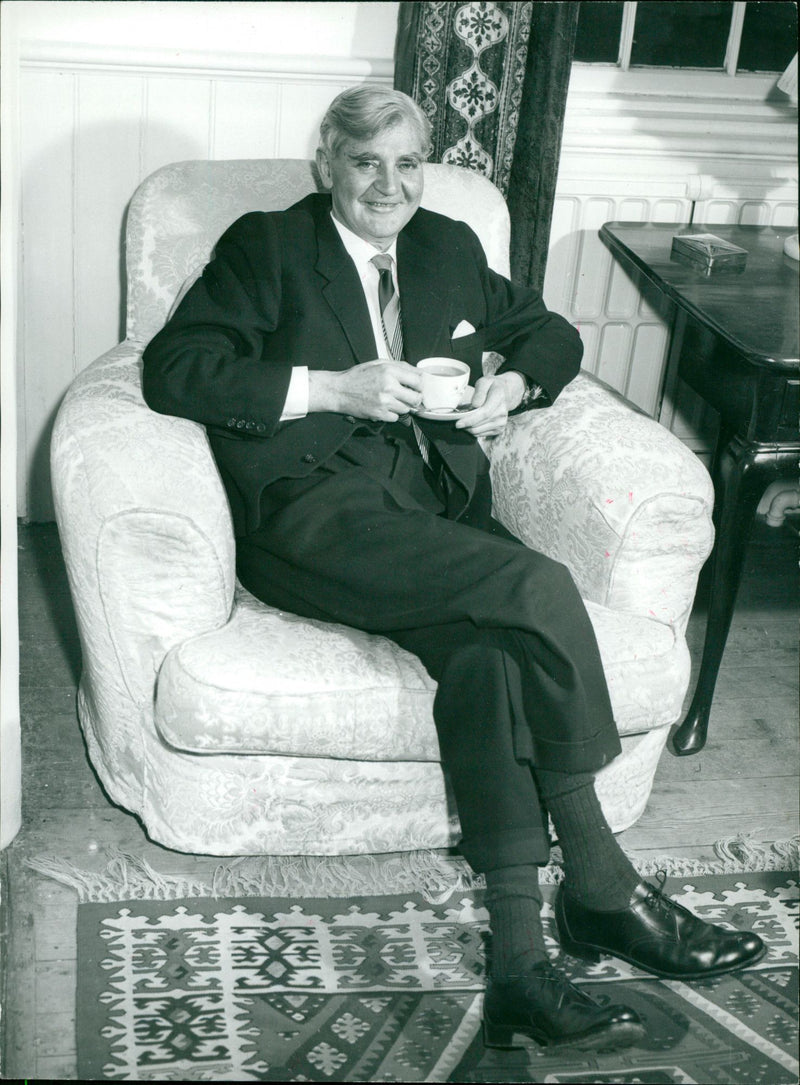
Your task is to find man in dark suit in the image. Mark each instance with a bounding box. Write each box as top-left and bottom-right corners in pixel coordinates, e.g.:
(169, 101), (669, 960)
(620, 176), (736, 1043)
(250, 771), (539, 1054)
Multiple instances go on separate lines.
(143, 85), (763, 1053)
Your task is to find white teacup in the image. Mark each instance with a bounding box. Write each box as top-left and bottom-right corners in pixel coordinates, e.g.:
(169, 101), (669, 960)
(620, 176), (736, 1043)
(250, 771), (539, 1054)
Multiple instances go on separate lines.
(416, 357), (470, 410)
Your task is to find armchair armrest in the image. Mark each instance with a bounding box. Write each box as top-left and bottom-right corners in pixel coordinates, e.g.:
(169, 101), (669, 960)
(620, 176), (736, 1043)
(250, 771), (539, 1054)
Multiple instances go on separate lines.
(489, 372), (714, 632)
(51, 341), (236, 708)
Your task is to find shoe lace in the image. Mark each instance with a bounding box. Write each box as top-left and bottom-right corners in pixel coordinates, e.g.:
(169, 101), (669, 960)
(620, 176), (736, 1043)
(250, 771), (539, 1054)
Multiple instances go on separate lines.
(520, 960), (575, 1001)
(643, 870), (675, 915)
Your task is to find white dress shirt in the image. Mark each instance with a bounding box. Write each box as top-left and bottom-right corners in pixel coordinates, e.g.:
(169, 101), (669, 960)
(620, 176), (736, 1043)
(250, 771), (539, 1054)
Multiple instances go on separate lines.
(280, 213), (398, 420)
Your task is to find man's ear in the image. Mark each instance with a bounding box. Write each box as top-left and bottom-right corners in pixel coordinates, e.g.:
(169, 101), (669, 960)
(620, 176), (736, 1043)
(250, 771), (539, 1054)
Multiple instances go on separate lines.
(315, 148), (332, 189)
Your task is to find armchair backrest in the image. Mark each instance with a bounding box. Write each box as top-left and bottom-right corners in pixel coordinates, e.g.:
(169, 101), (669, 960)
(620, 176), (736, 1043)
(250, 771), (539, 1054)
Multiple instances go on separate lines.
(125, 159), (511, 345)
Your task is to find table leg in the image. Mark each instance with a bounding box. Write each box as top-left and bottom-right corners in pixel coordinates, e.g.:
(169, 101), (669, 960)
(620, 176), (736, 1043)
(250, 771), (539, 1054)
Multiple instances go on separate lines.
(672, 436), (779, 756)
(657, 309), (687, 430)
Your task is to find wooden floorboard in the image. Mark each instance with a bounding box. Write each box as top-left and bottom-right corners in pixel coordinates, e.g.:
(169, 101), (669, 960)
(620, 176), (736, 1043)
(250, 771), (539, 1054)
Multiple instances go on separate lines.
(3, 517), (798, 1079)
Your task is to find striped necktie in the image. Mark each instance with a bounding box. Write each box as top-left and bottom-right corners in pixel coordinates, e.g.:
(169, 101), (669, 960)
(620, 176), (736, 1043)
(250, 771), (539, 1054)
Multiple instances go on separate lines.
(371, 253), (404, 360)
(370, 253), (431, 466)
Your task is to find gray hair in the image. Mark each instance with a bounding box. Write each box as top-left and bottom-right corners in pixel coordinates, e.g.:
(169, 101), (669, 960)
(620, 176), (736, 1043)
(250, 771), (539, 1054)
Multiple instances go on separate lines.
(319, 85), (433, 159)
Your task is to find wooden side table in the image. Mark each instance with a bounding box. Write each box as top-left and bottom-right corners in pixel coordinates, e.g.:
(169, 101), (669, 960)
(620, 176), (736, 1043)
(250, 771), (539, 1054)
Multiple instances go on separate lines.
(600, 222), (799, 754)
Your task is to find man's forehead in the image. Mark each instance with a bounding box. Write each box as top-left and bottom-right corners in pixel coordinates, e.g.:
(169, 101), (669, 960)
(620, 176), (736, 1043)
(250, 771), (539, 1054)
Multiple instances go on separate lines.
(337, 123), (425, 159)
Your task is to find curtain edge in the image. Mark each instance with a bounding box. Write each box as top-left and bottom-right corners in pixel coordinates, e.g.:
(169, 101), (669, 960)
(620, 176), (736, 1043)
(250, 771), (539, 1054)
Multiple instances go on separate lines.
(394, 0), (423, 95)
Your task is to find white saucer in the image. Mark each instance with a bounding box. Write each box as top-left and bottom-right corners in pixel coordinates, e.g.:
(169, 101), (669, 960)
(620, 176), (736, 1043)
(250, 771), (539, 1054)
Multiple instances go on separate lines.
(416, 387), (475, 421)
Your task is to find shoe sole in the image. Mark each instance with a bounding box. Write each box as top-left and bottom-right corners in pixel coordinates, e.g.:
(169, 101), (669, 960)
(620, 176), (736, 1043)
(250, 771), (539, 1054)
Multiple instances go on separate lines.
(483, 1017), (646, 1053)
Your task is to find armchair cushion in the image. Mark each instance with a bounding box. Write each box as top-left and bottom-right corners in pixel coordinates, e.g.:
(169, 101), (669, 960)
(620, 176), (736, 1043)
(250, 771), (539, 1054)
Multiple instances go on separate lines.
(156, 587), (440, 761)
(154, 587), (688, 760)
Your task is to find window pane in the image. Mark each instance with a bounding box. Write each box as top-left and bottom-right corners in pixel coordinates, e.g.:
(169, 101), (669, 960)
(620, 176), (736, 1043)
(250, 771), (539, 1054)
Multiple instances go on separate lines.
(574, 1), (624, 63)
(738, 1), (798, 72)
(631, 1), (733, 68)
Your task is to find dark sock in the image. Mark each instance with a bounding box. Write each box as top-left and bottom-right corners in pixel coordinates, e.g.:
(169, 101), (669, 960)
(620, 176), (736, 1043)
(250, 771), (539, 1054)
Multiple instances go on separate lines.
(484, 864), (548, 979)
(534, 767), (640, 910)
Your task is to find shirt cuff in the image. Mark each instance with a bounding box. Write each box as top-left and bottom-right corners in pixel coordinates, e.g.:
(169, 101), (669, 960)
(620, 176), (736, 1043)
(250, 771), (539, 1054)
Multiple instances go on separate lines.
(280, 366), (309, 421)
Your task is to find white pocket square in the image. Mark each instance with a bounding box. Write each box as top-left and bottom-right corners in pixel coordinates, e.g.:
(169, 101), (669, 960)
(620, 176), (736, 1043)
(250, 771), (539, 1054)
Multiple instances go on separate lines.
(452, 319), (476, 339)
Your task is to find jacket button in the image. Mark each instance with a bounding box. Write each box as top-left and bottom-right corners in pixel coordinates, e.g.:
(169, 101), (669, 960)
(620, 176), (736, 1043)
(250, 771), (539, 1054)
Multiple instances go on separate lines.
(236, 420), (246, 429)
(302, 453), (317, 464)
(227, 418), (237, 428)
(245, 421), (255, 430)
(256, 423), (266, 433)
(345, 415), (356, 424)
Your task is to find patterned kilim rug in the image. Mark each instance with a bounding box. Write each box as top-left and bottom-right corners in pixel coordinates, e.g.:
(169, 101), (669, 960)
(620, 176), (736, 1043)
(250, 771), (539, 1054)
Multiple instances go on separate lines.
(30, 842), (800, 1083)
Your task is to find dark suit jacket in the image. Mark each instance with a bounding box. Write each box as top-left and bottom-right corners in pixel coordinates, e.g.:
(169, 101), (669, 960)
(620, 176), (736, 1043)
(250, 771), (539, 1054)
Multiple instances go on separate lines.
(142, 193), (582, 536)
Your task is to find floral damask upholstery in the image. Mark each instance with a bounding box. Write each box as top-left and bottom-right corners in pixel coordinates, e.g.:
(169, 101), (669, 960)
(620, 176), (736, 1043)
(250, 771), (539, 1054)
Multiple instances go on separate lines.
(50, 160), (714, 856)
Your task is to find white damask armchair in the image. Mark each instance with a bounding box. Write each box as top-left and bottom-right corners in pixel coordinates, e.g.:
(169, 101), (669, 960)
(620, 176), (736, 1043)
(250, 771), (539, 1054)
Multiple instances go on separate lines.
(50, 160), (715, 856)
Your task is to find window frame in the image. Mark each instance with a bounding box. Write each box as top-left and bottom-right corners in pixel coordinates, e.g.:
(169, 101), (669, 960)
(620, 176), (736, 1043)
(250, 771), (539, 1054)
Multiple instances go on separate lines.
(587, 1), (791, 76)
(618, 0), (746, 74)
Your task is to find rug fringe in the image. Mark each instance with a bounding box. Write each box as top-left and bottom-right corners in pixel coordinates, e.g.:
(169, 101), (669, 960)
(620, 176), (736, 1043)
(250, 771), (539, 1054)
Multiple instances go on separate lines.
(711, 832), (800, 872)
(207, 850), (488, 905)
(24, 849), (488, 905)
(24, 852), (226, 903)
(627, 833), (799, 878)
(25, 833), (798, 904)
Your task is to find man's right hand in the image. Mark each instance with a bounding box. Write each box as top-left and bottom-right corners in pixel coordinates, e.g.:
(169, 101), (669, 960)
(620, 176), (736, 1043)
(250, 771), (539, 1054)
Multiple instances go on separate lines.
(308, 359), (424, 422)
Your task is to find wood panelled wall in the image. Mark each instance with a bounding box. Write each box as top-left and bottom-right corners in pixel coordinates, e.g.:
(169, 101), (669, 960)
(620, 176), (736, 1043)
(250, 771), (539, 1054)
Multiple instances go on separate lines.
(15, 45), (798, 519)
(17, 39), (394, 520)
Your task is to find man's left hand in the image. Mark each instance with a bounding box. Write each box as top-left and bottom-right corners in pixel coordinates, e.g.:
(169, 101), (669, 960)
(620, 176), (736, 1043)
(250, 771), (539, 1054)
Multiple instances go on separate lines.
(454, 372), (525, 438)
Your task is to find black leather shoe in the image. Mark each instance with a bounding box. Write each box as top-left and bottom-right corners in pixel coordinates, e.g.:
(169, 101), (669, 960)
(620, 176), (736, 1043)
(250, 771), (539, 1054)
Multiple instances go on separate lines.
(482, 961), (645, 1052)
(555, 874), (766, 980)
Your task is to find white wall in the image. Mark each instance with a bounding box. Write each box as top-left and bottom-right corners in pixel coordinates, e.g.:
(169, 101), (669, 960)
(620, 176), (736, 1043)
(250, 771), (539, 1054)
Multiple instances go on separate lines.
(0, 0), (23, 849)
(16, 0), (396, 55)
(6, 1), (798, 518)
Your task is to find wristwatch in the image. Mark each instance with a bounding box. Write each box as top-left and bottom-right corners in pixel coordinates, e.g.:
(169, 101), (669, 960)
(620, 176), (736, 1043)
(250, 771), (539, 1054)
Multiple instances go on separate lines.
(508, 373), (548, 415)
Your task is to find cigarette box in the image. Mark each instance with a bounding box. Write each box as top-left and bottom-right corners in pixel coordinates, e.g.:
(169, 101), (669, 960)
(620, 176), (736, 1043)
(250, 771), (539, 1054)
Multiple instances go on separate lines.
(671, 233), (748, 273)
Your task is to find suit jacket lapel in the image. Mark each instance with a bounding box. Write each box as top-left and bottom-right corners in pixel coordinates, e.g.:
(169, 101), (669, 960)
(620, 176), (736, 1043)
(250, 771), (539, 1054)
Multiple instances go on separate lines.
(398, 218), (477, 504)
(314, 204), (451, 366)
(396, 226), (450, 363)
(314, 207), (378, 365)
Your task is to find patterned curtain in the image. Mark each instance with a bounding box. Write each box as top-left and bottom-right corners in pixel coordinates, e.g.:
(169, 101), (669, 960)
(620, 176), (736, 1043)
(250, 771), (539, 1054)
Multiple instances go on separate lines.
(395, 1), (578, 293)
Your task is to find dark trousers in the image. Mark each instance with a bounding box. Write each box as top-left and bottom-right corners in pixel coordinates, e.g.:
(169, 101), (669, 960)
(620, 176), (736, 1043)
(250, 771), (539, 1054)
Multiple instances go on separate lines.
(236, 428), (620, 873)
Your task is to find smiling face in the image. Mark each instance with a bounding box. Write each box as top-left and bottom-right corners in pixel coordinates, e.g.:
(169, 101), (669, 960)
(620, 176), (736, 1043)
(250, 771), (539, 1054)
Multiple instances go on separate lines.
(316, 119), (425, 250)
